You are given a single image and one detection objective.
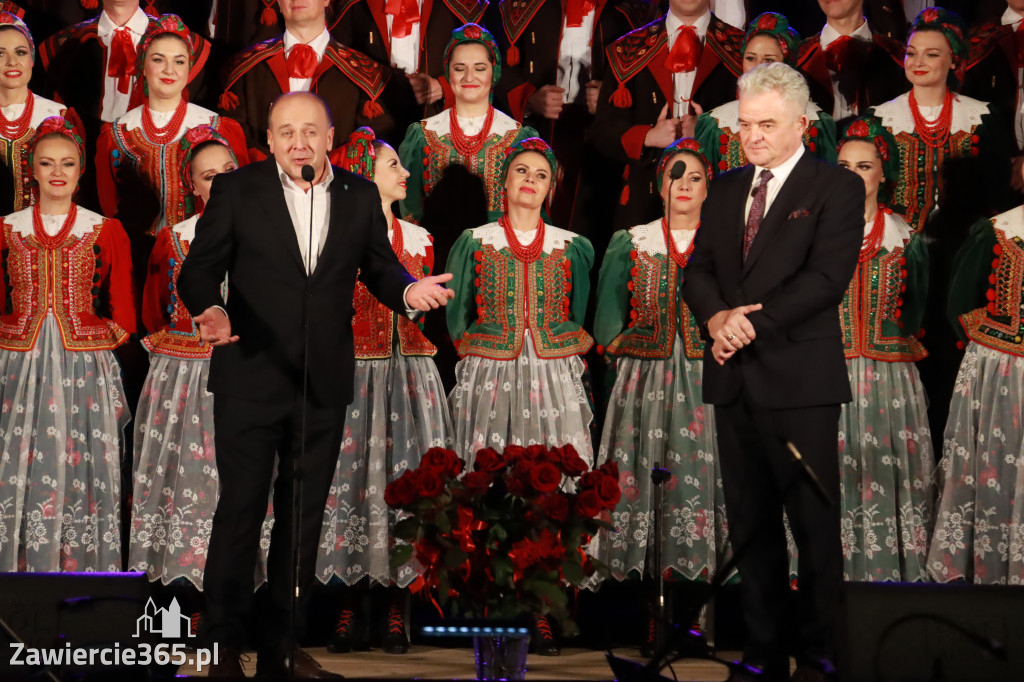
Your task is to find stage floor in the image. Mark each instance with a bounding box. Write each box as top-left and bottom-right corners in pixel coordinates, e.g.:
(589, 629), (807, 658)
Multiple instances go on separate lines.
(177, 646), (743, 679)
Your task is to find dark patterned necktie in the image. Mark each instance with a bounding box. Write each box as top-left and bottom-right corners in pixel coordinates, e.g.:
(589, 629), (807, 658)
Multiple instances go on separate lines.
(743, 169), (773, 261)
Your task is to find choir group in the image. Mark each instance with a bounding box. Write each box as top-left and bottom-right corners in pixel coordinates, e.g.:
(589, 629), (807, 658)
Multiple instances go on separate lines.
(0, 0), (1021, 664)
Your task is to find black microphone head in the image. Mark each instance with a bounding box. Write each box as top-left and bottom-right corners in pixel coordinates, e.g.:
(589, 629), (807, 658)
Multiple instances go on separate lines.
(669, 160), (687, 180)
(301, 164), (316, 183)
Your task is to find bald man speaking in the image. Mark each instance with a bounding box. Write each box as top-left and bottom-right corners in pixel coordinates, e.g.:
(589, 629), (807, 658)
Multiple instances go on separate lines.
(179, 92), (453, 679)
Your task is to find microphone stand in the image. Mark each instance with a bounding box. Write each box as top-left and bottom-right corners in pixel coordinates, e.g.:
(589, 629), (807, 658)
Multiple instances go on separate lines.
(289, 163), (317, 680)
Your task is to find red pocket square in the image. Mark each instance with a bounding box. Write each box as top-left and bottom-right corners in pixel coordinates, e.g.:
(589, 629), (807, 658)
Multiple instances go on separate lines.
(787, 209), (810, 220)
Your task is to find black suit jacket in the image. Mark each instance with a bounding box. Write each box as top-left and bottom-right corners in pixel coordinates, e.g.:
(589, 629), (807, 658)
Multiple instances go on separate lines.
(178, 158), (416, 408)
(682, 150), (863, 409)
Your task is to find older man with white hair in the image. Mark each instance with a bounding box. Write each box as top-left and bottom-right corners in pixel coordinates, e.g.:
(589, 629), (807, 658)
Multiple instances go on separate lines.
(683, 62), (863, 682)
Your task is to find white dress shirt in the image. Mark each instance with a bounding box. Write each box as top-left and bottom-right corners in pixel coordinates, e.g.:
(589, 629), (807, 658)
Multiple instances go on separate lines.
(98, 8), (150, 123)
(820, 18), (873, 121)
(278, 162), (333, 273)
(556, 7), (596, 104)
(388, 0), (423, 73)
(284, 28), (331, 93)
(666, 11), (711, 117)
(744, 145), (805, 223)
(1002, 7), (1024, 149)
(710, 0), (744, 30)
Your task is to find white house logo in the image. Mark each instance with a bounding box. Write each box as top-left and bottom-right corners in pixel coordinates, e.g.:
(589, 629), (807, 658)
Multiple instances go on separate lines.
(133, 597), (193, 639)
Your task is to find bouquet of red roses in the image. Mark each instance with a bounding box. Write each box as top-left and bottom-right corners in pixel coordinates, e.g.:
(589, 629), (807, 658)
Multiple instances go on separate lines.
(385, 444), (619, 634)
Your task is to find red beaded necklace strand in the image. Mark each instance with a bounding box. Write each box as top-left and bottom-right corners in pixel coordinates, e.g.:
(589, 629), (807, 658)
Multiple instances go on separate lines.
(499, 214), (545, 263)
(32, 202), (78, 249)
(859, 207), (889, 262)
(142, 98), (188, 145)
(0, 93), (34, 140)
(662, 218), (698, 269)
(449, 106), (495, 157)
(390, 215), (404, 257)
(908, 88), (953, 148)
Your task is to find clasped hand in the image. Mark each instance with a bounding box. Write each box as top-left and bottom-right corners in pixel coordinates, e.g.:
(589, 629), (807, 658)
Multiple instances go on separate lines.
(707, 303), (763, 365)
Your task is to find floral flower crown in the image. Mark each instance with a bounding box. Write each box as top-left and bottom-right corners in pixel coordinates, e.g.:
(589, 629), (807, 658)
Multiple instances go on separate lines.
(443, 23), (502, 91)
(29, 116), (85, 169)
(841, 117), (900, 183)
(334, 126), (377, 181)
(741, 12), (799, 66)
(0, 11), (33, 60)
(657, 138), (711, 193)
(911, 7), (967, 60)
(178, 125), (237, 192)
(501, 137), (558, 187)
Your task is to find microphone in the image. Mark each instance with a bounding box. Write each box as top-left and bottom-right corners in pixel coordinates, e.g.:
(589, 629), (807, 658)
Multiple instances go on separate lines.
(668, 160), (687, 181)
(300, 164), (316, 184)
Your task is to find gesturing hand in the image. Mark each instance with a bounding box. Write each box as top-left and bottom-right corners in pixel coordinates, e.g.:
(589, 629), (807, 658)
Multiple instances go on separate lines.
(584, 79), (601, 115)
(406, 273), (456, 311)
(194, 307), (239, 346)
(707, 303), (763, 352)
(527, 85), (565, 120)
(407, 72), (443, 105)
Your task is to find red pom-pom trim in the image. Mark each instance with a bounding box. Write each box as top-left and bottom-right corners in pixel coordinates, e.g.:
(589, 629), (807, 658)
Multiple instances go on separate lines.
(507, 45), (520, 66)
(261, 6), (278, 25)
(363, 100), (385, 118)
(610, 82), (632, 108)
(218, 91), (240, 112)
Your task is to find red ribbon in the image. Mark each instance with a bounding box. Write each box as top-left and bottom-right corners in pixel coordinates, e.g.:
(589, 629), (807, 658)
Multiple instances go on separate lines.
(664, 25), (701, 74)
(565, 0), (595, 28)
(824, 34), (854, 75)
(286, 43), (318, 79)
(385, 0), (421, 39)
(107, 27), (137, 95)
(453, 507), (486, 553)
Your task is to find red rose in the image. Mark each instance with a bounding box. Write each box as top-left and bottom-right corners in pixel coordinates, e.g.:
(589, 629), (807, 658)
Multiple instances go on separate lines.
(421, 447), (464, 477)
(579, 470), (601, 489)
(384, 469), (418, 507)
(598, 461), (619, 482)
(506, 473), (527, 497)
(464, 24), (482, 40)
(503, 444), (527, 464)
(474, 447), (506, 473)
(530, 462), (562, 493)
(575, 490), (603, 518)
(538, 493), (569, 522)
(920, 7), (939, 22)
(462, 471), (493, 496)
(596, 475), (622, 509)
(757, 14), (776, 30)
(416, 470), (445, 498)
(556, 444), (589, 477)
(526, 444), (548, 461)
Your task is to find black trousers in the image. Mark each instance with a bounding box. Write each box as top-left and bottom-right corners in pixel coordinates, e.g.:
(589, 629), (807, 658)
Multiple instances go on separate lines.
(715, 388), (843, 673)
(203, 390), (346, 656)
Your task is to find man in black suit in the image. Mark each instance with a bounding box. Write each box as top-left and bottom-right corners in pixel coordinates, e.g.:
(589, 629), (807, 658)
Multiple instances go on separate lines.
(178, 92), (453, 679)
(682, 62), (863, 682)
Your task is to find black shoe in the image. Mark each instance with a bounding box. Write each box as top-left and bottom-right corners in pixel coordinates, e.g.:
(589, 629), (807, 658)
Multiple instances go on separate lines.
(382, 603), (410, 654)
(255, 647), (345, 680)
(725, 658), (791, 682)
(326, 608), (358, 654)
(531, 615), (560, 656)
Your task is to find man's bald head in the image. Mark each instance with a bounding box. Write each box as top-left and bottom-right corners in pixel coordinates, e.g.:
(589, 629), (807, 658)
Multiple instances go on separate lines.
(267, 92), (335, 184)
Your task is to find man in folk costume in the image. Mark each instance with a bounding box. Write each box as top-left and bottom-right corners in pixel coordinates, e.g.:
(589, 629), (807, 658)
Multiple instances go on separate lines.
(328, 0), (489, 129)
(487, 0), (657, 241)
(217, 0), (416, 161)
(962, 0), (1024, 196)
(591, 0), (744, 231)
(206, 0), (286, 51)
(796, 0), (906, 127)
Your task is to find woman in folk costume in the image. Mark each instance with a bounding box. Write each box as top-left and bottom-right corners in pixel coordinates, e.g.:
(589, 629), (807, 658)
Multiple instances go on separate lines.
(592, 138), (726, 655)
(695, 12), (837, 176)
(0, 12), (85, 216)
(317, 127), (453, 655)
(927, 158), (1024, 585)
(445, 137), (593, 656)
(129, 126), (272, 629)
(446, 137), (594, 464)
(0, 116), (135, 572)
(398, 23), (539, 229)
(833, 117), (934, 582)
(866, 8), (1010, 233)
(96, 14), (248, 243)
